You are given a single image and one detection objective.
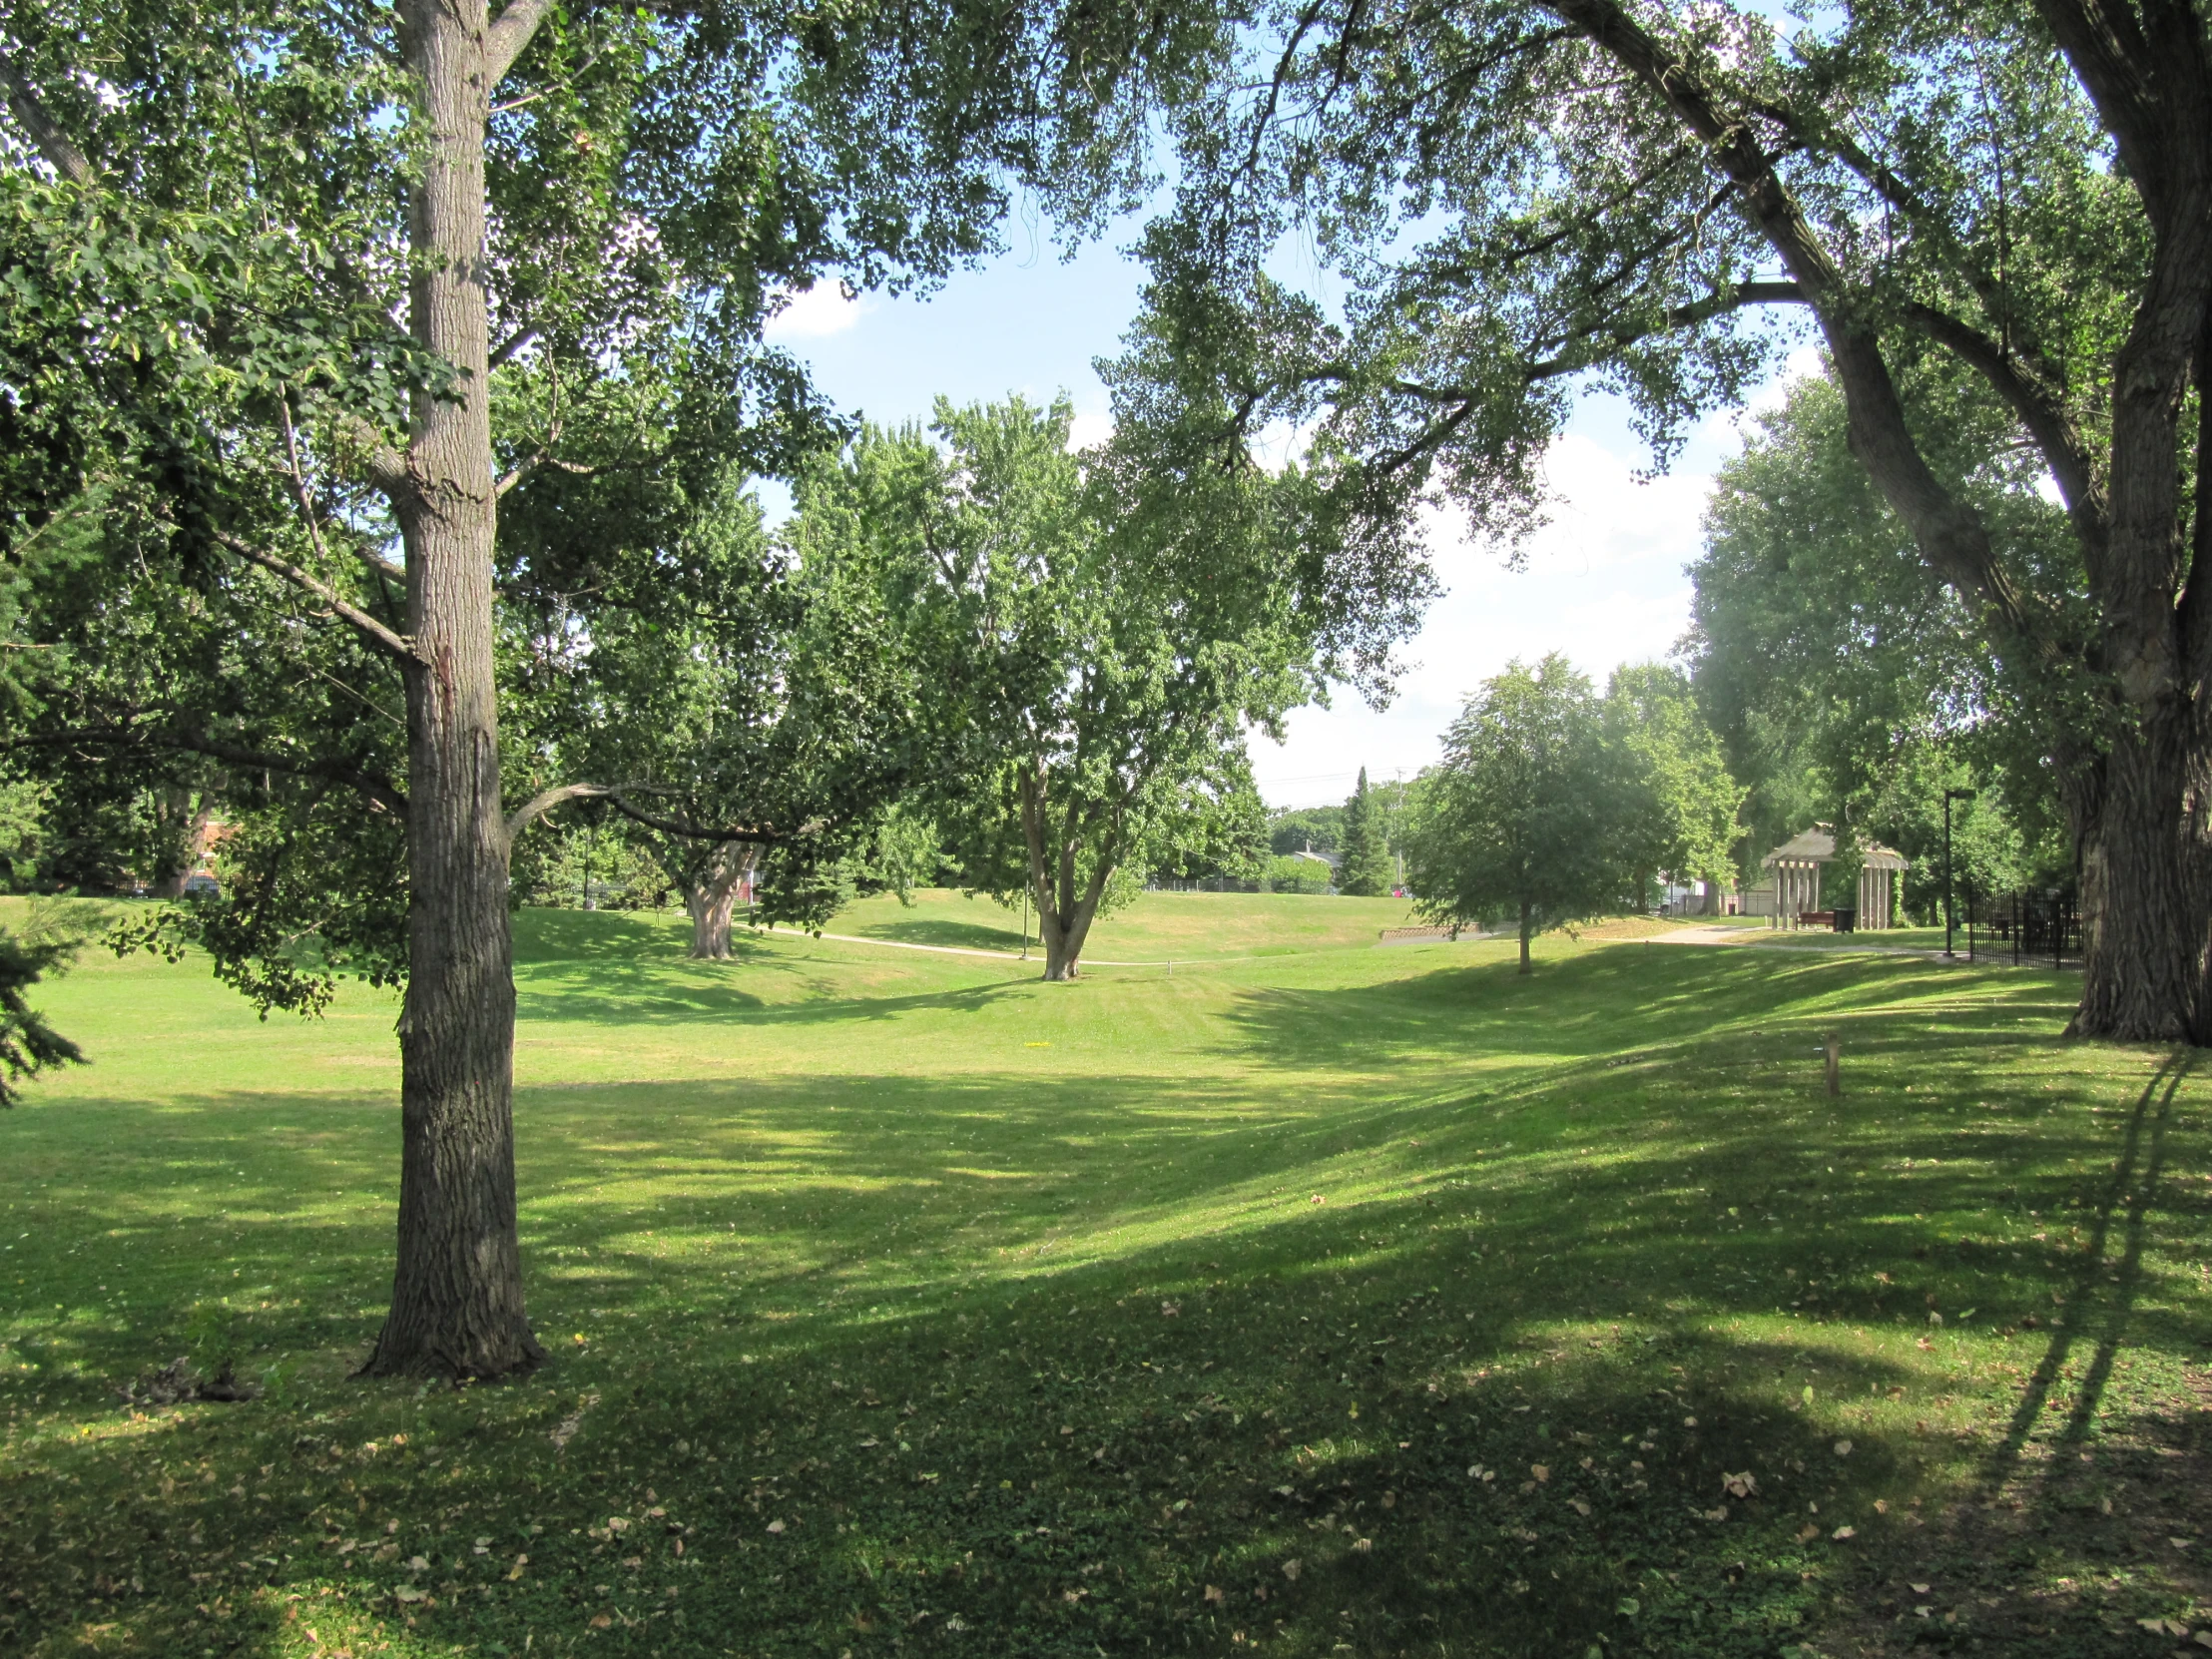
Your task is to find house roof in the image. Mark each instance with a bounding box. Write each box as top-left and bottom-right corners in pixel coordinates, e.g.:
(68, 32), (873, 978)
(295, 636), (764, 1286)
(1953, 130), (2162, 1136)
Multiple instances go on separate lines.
(1760, 826), (1908, 870)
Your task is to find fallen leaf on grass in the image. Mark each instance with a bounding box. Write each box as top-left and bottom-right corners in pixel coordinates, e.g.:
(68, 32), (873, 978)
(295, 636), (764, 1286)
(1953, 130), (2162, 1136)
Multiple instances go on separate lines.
(1796, 1524), (1820, 1542)
(1530, 1464), (1550, 1483)
(1833, 1439), (1853, 1456)
(767, 1520), (786, 1534)
(1204, 1585), (1225, 1604)
(1832, 1525), (1856, 1540)
(1351, 1537), (1373, 1553)
(1722, 1472), (1757, 1499)
(589, 1613), (612, 1630)
(1282, 1560), (1302, 1582)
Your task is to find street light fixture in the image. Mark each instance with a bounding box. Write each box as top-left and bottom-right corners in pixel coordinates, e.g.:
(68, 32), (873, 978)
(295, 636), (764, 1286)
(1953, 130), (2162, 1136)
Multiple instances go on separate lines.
(1942, 788), (1976, 958)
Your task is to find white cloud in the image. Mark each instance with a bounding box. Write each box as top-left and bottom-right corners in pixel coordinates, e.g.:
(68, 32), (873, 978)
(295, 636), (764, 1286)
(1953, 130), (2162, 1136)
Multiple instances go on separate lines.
(764, 283), (874, 342)
(1254, 432), (1717, 806)
(1066, 406), (1115, 452)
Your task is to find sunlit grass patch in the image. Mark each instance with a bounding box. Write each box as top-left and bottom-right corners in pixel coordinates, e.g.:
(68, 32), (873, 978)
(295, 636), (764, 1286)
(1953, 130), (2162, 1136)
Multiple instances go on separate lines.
(0, 899), (2206, 1655)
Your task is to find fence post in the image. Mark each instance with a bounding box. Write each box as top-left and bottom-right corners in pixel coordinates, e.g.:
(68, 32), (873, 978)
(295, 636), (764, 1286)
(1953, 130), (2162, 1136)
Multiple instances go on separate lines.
(1825, 1032), (1841, 1098)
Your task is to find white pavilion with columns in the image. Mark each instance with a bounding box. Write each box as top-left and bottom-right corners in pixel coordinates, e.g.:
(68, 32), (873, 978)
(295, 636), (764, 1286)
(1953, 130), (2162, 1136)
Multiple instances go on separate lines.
(1761, 827), (1907, 928)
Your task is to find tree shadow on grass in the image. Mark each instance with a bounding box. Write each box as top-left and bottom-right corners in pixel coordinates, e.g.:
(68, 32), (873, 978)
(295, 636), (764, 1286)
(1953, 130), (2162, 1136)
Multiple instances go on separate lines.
(5, 953), (2205, 1658)
(512, 948), (1032, 1028)
(847, 916), (1026, 951)
(1211, 944), (2078, 1077)
(513, 906), (687, 963)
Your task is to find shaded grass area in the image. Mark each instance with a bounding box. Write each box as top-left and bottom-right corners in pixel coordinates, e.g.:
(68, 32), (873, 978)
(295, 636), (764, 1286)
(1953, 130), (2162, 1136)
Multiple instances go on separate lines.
(818, 887), (1419, 958)
(1, 905), (2208, 1658)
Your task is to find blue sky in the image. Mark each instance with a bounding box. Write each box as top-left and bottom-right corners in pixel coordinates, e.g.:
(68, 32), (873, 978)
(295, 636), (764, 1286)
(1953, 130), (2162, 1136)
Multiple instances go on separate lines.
(764, 229), (1814, 811)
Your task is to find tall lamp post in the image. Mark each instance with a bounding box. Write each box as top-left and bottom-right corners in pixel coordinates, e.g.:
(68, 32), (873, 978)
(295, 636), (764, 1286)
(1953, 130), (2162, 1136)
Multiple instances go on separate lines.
(1942, 788), (1975, 958)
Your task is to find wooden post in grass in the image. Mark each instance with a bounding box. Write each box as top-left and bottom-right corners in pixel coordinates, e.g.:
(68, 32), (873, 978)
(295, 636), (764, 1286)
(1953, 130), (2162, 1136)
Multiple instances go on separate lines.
(1825, 1032), (1841, 1098)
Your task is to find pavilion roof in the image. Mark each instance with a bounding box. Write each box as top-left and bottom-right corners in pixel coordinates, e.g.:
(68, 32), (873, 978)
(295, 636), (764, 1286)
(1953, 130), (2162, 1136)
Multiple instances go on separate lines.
(1760, 826), (1908, 870)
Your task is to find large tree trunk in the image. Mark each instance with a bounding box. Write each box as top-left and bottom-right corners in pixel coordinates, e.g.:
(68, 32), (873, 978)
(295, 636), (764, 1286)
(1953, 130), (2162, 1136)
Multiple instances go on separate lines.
(1035, 882), (1107, 980)
(682, 842), (754, 959)
(2071, 717), (2205, 1042)
(360, 0), (541, 1380)
(1019, 763), (1116, 981)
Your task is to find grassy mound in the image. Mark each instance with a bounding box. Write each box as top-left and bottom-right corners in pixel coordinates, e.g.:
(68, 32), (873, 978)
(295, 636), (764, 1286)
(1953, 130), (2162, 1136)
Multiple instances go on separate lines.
(1, 897), (2206, 1656)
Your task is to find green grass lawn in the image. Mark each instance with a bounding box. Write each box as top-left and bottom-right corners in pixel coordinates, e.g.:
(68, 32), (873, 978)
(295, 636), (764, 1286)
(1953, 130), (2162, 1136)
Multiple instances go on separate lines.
(2, 892), (2208, 1658)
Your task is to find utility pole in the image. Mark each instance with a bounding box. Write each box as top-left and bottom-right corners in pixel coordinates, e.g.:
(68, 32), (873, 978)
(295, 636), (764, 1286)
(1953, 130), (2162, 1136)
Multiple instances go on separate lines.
(1941, 789), (1974, 958)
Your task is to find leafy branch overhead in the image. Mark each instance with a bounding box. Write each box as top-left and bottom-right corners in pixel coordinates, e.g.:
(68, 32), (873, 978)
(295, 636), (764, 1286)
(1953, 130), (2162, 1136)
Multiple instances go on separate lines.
(1124, 0), (2212, 1038)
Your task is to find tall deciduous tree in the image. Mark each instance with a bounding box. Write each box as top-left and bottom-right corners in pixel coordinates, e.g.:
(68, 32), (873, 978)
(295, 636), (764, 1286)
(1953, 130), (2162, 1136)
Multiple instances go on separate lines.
(0, 0), (1192, 1376)
(1602, 664), (1742, 908)
(504, 467), (925, 960)
(1121, 0), (2212, 1040)
(1402, 656), (1627, 972)
(1686, 372), (2070, 890)
(793, 395), (1348, 979)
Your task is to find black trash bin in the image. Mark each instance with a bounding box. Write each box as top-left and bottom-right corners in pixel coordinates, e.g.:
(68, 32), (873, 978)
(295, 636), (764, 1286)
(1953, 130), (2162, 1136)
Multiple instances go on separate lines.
(1831, 907), (1856, 933)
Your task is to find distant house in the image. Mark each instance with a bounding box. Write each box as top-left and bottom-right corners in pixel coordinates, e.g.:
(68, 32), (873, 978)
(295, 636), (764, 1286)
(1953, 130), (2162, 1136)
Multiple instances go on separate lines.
(1292, 842), (1342, 870)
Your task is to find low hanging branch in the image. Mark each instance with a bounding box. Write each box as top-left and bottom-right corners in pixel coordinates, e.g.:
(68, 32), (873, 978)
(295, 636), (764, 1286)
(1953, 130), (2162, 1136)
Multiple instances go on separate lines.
(500, 782), (789, 849)
(212, 530), (423, 665)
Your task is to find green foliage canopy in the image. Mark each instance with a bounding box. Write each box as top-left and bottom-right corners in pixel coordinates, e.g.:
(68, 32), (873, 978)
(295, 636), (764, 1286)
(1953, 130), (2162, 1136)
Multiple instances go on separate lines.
(792, 395), (1331, 977)
(1113, 0), (2212, 1037)
(1403, 655), (1629, 971)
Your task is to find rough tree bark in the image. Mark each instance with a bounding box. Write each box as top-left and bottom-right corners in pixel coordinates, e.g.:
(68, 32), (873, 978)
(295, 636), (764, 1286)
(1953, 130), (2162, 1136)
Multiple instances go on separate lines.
(358, 0), (551, 1379)
(678, 841), (755, 959)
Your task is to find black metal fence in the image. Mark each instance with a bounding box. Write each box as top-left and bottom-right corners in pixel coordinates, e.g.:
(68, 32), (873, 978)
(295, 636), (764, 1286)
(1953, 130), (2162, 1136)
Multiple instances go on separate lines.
(1961, 886), (2081, 968)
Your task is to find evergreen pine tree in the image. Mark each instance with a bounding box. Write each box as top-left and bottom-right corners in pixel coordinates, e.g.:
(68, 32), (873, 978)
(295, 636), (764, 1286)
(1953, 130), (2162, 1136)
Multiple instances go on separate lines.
(1339, 769), (1395, 896)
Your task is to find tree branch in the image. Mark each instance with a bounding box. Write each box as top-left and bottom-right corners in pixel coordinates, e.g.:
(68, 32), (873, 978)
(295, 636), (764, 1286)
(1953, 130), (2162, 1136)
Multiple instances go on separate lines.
(331, 413), (412, 502)
(495, 450), (595, 497)
(604, 796), (787, 845)
(502, 782), (622, 843)
(5, 726), (406, 819)
(0, 47), (93, 186)
(1546, 0), (2034, 635)
(211, 530), (425, 665)
(487, 0), (559, 83)
(1901, 300), (2110, 560)
(488, 326), (537, 367)
(1523, 278), (1807, 379)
